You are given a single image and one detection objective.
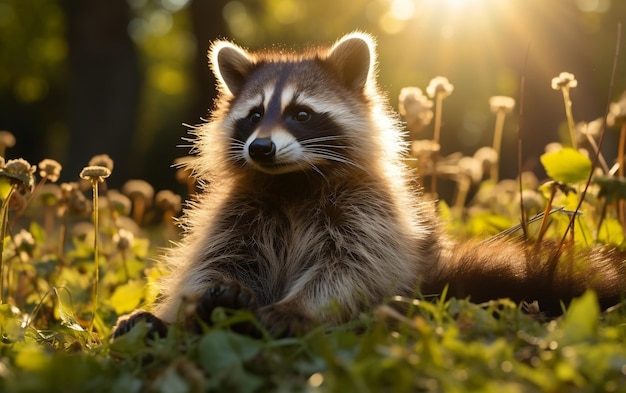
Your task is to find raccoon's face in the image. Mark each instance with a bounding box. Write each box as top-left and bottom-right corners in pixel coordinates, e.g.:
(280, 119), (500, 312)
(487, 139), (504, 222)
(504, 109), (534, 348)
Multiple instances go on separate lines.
(210, 33), (376, 176)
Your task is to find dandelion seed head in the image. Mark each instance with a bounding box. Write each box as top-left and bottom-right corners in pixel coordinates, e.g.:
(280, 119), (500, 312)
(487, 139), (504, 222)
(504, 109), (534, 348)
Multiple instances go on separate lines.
(458, 156), (483, 183)
(398, 87), (434, 135)
(88, 154), (114, 172)
(473, 146), (498, 177)
(551, 72), (577, 90)
(122, 179), (155, 202)
(544, 142), (563, 153)
(608, 92), (626, 126)
(38, 158), (62, 182)
(576, 119), (601, 139)
(473, 146), (498, 166)
(489, 96), (515, 113)
(156, 189), (182, 213)
(1, 158), (36, 191)
(107, 190), (132, 216)
(60, 182), (79, 196)
(14, 229), (35, 253)
(113, 228), (135, 251)
(426, 76), (454, 98)
(80, 166), (111, 183)
(0, 131), (16, 150)
(72, 222), (95, 241)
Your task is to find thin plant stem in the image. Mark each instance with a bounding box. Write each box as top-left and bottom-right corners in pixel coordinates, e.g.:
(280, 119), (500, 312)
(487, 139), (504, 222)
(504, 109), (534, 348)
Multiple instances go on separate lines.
(561, 86), (577, 149)
(517, 43), (530, 238)
(58, 212), (68, 264)
(132, 196), (146, 225)
(88, 179), (100, 334)
(537, 185), (557, 242)
(430, 92), (444, 195)
(617, 123), (626, 228)
(583, 133), (609, 174)
(491, 109), (506, 183)
(0, 183), (18, 304)
(617, 123), (626, 229)
(618, 123), (625, 177)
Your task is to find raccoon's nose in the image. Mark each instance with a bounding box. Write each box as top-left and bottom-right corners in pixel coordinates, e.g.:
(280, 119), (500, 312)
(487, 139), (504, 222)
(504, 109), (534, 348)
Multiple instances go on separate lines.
(248, 137), (276, 162)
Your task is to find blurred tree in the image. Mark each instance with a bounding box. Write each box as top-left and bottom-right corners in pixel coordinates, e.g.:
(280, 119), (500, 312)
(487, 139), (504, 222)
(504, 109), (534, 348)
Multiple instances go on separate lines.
(187, 0), (230, 121)
(63, 0), (141, 186)
(0, 0), (67, 167)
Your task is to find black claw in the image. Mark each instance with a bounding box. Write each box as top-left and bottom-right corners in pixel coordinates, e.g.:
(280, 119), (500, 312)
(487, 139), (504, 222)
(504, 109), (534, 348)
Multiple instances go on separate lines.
(111, 311), (168, 341)
(188, 280), (259, 335)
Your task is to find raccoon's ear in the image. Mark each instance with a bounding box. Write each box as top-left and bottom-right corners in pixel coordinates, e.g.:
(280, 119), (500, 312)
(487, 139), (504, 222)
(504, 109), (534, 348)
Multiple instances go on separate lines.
(210, 41), (254, 96)
(326, 33), (375, 91)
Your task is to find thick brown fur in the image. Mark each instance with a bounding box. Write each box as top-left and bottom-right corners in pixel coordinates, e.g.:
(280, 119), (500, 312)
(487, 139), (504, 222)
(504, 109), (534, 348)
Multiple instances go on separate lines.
(113, 32), (626, 338)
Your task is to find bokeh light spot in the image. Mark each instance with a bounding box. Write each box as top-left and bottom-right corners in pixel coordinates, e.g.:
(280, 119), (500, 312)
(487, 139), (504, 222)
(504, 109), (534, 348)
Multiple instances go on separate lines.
(223, 2), (255, 40)
(14, 76), (48, 103)
(575, 0), (611, 13)
(272, 0), (302, 24)
(390, 0), (415, 21)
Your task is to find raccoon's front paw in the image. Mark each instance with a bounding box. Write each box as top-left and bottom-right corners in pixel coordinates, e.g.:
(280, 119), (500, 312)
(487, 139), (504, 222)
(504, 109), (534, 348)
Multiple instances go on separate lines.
(257, 302), (314, 337)
(111, 310), (168, 341)
(188, 280), (258, 334)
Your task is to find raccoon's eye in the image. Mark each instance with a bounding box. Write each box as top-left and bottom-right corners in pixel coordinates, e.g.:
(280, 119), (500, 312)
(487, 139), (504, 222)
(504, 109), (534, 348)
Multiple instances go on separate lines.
(249, 111), (263, 125)
(292, 109), (312, 122)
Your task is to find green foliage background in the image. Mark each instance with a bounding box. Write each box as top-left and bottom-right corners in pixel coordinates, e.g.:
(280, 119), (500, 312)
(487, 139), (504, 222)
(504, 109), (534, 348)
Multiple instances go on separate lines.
(0, 0), (625, 392)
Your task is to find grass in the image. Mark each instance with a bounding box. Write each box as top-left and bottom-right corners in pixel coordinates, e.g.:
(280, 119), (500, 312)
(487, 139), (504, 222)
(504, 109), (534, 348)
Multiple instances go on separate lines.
(1, 290), (625, 392)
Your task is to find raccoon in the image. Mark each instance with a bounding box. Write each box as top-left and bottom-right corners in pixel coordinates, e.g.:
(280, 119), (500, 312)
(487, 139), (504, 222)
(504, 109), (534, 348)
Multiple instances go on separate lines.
(113, 32), (626, 338)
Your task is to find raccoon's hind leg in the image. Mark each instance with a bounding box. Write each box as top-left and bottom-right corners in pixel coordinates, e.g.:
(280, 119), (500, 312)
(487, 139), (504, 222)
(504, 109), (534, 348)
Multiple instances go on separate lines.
(112, 280), (259, 340)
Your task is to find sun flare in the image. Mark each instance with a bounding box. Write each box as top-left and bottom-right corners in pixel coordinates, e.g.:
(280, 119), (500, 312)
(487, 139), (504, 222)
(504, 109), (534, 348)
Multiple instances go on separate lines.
(441, 0), (481, 10)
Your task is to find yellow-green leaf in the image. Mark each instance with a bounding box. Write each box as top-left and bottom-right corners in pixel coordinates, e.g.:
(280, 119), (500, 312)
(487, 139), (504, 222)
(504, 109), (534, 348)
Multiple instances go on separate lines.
(110, 279), (146, 314)
(559, 290), (599, 346)
(540, 148), (592, 184)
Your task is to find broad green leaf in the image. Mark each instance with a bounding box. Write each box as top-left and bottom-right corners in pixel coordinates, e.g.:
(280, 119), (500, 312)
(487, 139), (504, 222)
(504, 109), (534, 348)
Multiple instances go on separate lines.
(594, 175), (626, 202)
(597, 216), (625, 246)
(466, 212), (515, 236)
(109, 279), (146, 314)
(558, 290), (599, 346)
(108, 320), (156, 355)
(155, 368), (189, 393)
(14, 343), (52, 371)
(540, 148), (592, 184)
(198, 330), (263, 373)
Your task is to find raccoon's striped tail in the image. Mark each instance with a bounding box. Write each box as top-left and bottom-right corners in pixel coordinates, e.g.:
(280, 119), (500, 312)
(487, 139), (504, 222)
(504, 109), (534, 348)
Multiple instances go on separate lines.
(421, 237), (626, 315)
